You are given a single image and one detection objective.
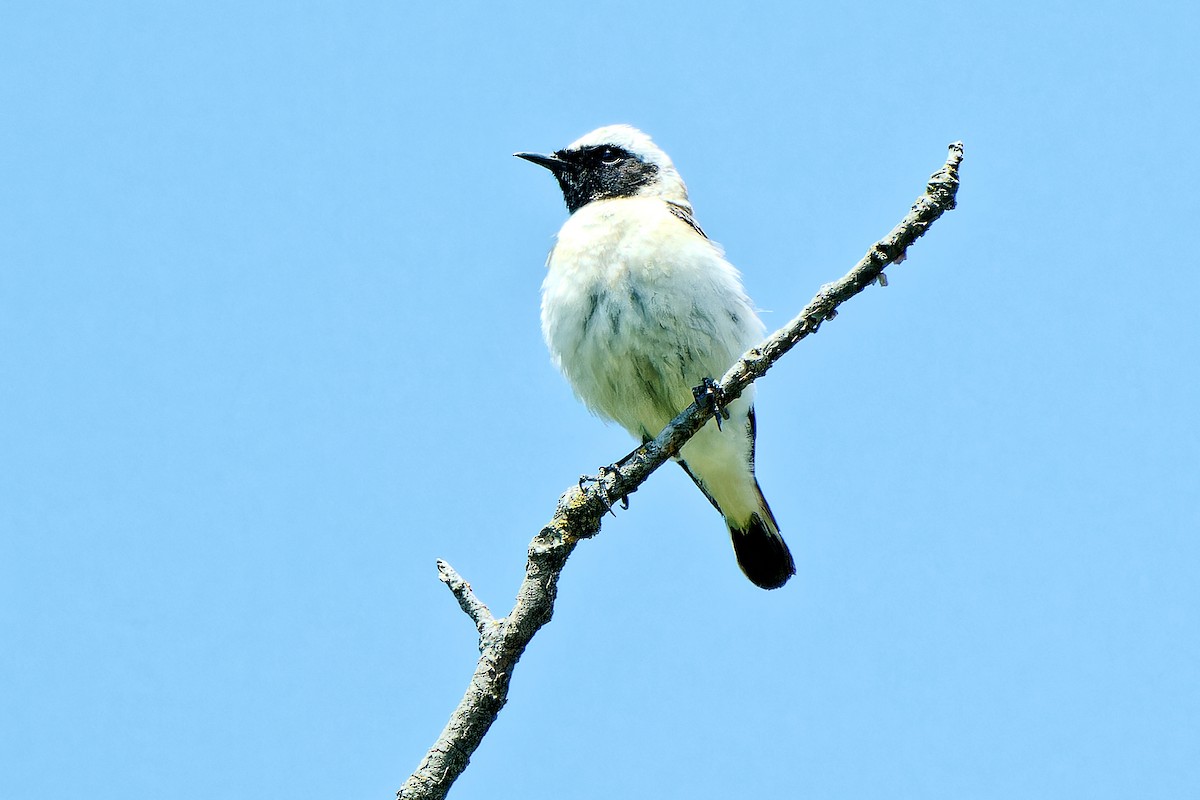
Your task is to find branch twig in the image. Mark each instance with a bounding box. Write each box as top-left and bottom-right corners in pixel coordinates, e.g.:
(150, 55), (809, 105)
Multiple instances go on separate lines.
(435, 560), (496, 645)
(397, 142), (964, 800)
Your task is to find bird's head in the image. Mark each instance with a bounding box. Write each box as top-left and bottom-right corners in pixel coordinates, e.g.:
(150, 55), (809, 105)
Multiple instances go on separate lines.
(515, 125), (690, 214)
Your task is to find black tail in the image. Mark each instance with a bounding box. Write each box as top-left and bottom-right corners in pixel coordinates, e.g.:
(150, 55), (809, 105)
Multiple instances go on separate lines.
(729, 514), (795, 590)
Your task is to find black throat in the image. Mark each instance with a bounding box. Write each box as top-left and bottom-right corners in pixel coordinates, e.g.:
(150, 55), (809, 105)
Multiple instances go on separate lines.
(553, 145), (660, 213)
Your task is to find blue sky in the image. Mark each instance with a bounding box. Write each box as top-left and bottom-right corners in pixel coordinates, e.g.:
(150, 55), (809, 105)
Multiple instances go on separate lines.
(2, 1), (1197, 798)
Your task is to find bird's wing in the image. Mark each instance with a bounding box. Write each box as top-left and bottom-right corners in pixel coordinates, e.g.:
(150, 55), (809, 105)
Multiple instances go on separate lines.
(677, 458), (723, 513)
(666, 201), (708, 239)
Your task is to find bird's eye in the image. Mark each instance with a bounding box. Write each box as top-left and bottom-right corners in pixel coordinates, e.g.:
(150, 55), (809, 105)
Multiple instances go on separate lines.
(599, 147), (623, 165)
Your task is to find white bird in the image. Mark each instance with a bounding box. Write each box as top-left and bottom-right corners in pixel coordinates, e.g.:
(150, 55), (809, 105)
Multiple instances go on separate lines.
(517, 125), (795, 590)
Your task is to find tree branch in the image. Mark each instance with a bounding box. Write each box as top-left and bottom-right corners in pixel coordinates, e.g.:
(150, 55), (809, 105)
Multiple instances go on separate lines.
(436, 559), (496, 645)
(397, 141), (964, 800)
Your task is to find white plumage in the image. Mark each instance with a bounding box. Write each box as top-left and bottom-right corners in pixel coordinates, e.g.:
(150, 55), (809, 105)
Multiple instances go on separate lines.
(520, 125), (794, 589)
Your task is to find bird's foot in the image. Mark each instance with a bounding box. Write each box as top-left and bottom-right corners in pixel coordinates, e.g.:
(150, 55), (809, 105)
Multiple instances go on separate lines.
(578, 466), (629, 518)
(692, 377), (731, 431)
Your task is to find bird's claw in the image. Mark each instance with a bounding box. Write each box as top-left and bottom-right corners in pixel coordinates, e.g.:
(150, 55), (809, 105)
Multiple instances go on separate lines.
(692, 377), (730, 431)
(579, 466), (628, 517)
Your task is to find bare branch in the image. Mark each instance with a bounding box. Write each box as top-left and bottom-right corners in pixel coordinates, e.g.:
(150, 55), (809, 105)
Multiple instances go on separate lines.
(436, 559), (496, 644)
(397, 142), (963, 800)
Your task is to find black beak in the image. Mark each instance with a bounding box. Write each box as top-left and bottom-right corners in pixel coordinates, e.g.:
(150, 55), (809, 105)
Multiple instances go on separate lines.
(514, 151), (571, 173)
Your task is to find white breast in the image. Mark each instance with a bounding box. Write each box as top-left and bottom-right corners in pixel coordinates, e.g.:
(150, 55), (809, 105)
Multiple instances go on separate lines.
(540, 197), (764, 440)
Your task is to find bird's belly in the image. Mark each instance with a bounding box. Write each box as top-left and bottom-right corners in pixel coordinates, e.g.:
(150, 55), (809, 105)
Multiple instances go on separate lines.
(541, 198), (760, 439)
(544, 262), (740, 439)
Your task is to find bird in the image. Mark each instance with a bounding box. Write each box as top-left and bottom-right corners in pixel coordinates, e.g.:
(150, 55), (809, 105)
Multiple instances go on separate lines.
(516, 125), (795, 590)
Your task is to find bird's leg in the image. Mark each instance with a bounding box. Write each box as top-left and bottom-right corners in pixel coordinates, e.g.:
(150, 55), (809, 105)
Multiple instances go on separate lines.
(597, 465), (631, 511)
(578, 465), (629, 517)
(692, 377), (730, 431)
(577, 436), (654, 516)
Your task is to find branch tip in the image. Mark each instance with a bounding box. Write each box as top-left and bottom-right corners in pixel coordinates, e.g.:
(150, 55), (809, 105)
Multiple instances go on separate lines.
(435, 559), (494, 631)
